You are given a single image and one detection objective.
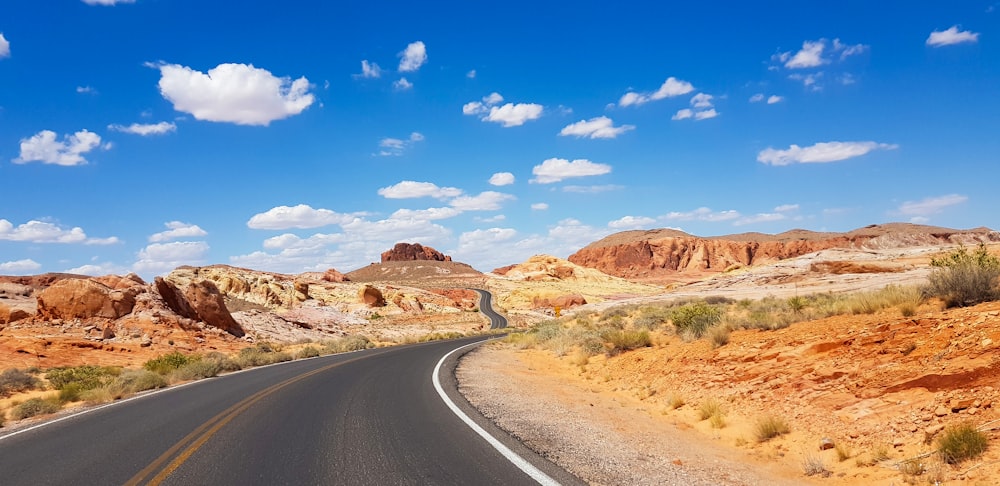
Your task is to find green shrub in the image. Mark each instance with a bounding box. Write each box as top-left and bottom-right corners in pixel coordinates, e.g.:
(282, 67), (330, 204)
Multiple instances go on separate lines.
(787, 296), (807, 313)
(144, 352), (196, 375)
(321, 335), (374, 354)
(937, 423), (988, 464)
(171, 360), (224, 381)
(58, 383), (83, 403)
(296, 346), (321, 359)
(754, 414), (790, 442)
(670, 301), (721, 338)
(113, 369), (167, 395)
(601, 329), (650, 356)
(46, 365), (119, 391)
(10, 397), (61, 420)
(928, 244), (1000, 307)
(0, 368), (40, 397)
(599, 307), (630, 321)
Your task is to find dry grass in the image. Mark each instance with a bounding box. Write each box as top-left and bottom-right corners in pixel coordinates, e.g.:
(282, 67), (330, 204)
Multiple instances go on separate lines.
(802, 454), (830, 477)
(753, 414), (790, 442)
(698, 398), (722, 421)
(835, 442), (852, 462)
(937, 423), (988, 464)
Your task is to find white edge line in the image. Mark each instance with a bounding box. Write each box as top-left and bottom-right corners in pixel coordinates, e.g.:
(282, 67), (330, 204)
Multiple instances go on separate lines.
(433, 340), (562, 486)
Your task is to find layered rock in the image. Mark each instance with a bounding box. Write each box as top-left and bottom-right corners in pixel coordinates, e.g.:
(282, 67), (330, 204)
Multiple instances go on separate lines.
(380, 243), (452, 263)
(155, 277), (245, 337)
(531, 294), (587, 309)
(36, 279), (137, 320)
(0, 302), (31, 324)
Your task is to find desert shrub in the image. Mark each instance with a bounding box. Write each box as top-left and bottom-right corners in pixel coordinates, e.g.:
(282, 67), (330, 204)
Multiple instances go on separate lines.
(171, 360), (223, 381)
(418, 331), (466, 342)
(0, 368), (41, 397)
(709, 411), (727, 428)
(802, 454), (830, 477)
(0, 409), (5, 427)
(634, 306), (671, 330)
(670, 301), (721, 338)
(321, 335), (374, 355)
(754, 414), (790, 442)
(599, 307), (630, 322)
(707, 325), (731, 348)
(698, 398), (722, 421)
(531, 321), (564, 343)
(787, 296), (807, 313)
(10, 397), (61, 420)
(46, 365), (119, 391)
(296, 346), (321, 359)
(113, 369), (167, 394)
(667, 394), (685, 409)
(835, 442), (852, 462)
(58, 383), (83, 403)
(898, 458), (926, 478)
(937, 423), (988, 464)
(927, 244), (1000, 307)
(236, 347), (293, 367)
(144, 352), (196, 375)
(703, 295), (734, 305)
(601, 329), (650, 356)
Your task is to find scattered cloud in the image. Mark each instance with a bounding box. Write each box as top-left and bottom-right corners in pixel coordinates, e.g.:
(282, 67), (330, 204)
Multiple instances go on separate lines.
(531, 203), (549, 211)
(393, 77), (413, 91)
(463, 92), (544, 127)
(0, 259), (41, 273)
(734, 213), (786, 226)
(608, 215), (656, 229)
(750, 93), (765, 103)
(247, 204), (360, 230)
(767, 95), (784, 104)
(355, 60), (382, 79)
(452, 219), (610, 272)
(618, 76), (694, 107)
(398, 41), (427, 72)
(376, 132), (424, 156)
(559, 116), (635, 139)
(673, 93), (718, 121)
(475, 215), (506, 223)
(14, 130), (105, 166)
(0, 33), (9, 59)
(926, 26), (980, 47)
(909, 216), (931, 224)
(82, 0), (136, 5)
(757, 141), (898, 166)
(449, 191), (516, 211)
(152, 62), (314, 126)
(531, 158), (612, 184)
(389, 207), (462, 221)
(773, 38), (868, 69)
(690, 93), (714, 108)
(76, 86), (96, 94)
(0, 219), (119, 244)
(774, 204), (799, 212)
(466, 69), (476, 79)
(489, 172), (515, 186)
(672, 109), (693, 120)
(661, 207), (740, 222)
(694, 109), (718, 120)
(788, 72), (823, 90)
(133, 241), (209, 274)
(149, 221), (207, 242)
(64, 262), (130, 276)
(108, 121), (177, 136)
(377, 181), (463, 199)
(897, 194), (968, 216)
(562, 184), (623, 193)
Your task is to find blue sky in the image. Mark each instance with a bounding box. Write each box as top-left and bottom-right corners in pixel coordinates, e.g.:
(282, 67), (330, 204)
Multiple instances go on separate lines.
(1, 1), (997, 278)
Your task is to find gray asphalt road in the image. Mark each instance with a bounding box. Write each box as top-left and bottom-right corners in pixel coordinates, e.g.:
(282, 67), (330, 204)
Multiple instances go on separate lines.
(0, 296), (580, 485)
(472, 288), (506, 329)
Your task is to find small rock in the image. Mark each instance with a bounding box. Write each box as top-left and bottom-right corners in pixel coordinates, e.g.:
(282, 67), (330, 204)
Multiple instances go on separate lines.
(820, 438), (835, 450)
(925, 424), (944, 436)
(951, 399), (975, 412)
(140, 334), (152, 347)
(893, 438), (905, 448)
(982, 338), (993, 347)
(935, 406), (950, 417)
(848, 431), (860, 439)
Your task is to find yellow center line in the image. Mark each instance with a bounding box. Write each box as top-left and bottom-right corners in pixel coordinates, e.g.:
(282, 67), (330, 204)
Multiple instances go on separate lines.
(126, 351), (387, 486)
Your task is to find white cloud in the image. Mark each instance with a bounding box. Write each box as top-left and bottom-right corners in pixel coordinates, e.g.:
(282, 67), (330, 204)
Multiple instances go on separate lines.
(749, 93), (765, 103)
(149, 221), (207, 242)
(767, 95), (784, 104)
(393, 77), (413, 90)
(82, 0), (135, 4)
(378, 181), (463, 199)
(466, 69), (476, 79)
(356, 60), (382, 78)
(463, 101), (485, 115)
(64, 262), (130, 276)
(76, 86), (95, 94)
(483, 92), (504, 105)
(618, 77), (695, 107)
(389, 207), (462, 221)
(398, 41), (427, 72)
(694, 109), (718, 120)
(531, 203), (549, 211)
(0, 219), (119, 244)
(452, 219), (610, 271)
(909, 216), (931, 224)
(14, 129), (104, 166)
(690, 93), (714, 108)
(927, 26), (980, 47)
(108, 121), (177, 136)
(0, 259), (41, 273)
(897, 194), (968, 216)
(133, 241), (209, 274)
(376, 132), (424, 156)
(832, 38), (868, 59)
(483, 103), (543, 127)
(608, 216), (656, 230)
(774, 204), (799, 212)
(531, 158), (612, 184)
(562, 184), (623, 193)
(489, 172), (515, 186)
(559, 116), (635, 139)
(661, 207), (740, 222)
(449, 191), (516, 211)
(782, 40), (827, 68)
(0, 33), (9, 59)
(757, 141), (898, 166)
(475, 215), (506, 223)
(153, 62), (314, 126)
(788, 72), (822, 90)
(247, 204), (358, 230)
(672, 109), (693, 120)
(734, 213), (786, 226)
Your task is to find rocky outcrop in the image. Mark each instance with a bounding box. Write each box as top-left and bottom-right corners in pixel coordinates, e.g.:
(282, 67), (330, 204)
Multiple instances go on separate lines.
(0, 302), (31, 324)
(494, 255), (619, 283)
(322, 268), (349, 282)
(380, 243), (452, 263)
(359, 285), (386, 307)
(532, 294), (587, 309)
(37, 279), (136, 320)
(155, 277), (245, 337)
(568, 223), (1000, 280)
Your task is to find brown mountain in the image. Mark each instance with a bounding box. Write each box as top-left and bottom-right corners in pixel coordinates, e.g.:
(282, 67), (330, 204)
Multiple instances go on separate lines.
(381, 242), (452, 263)
(567, 223), (1000, 283)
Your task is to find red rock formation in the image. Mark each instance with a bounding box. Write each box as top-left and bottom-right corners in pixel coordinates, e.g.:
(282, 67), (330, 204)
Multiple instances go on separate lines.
(430, 289), (478, 310)
(322, 268), (349, 282)
(36, 279), (136, 320)
(0, 303), (31, 324)
(359, 285), (386, 307)
(381, 243), (452, 263)
(532, 294), (587, 309)
(154, 277), (245, 337)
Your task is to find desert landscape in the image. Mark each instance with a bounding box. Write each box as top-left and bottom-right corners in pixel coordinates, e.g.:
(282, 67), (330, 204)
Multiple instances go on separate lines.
(2, 224), (1000, 485)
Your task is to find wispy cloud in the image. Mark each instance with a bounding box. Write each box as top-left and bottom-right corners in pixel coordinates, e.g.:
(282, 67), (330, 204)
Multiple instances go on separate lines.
(559, 116), (634, 139)
(531, 158), (612, 184)
(109, 121), (177, 136)
(618, 77), (694, 107)
(926, 26), (980, 47)
(757, 141), (898, 166)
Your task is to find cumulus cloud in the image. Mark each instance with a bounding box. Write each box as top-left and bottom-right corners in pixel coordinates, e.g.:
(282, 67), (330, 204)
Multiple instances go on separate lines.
(356, 60), (382, 78)
(398, 41), (427, 72)
(393, 77), (413, 90)
(14, 129), (104, 166)
(618, 77), (694, 107)
(757, 141), (898, 166)
(0, 33), (9, 59)
(559, 116), (635, 139)
(608, 216), (656, 230)
(690, 93), (713, 108)
(774, 38), (868, 69)
(927, 26), (980, 47)
(452, 219), (610, 272)
(0, 259), (41, 273)
(734, 213), (786, 226)
(76, 86), (96, 94)
(247, 204), (359, 230)
(64, 262), (131, 276)
(672, 109), (693, 120)
(463, 92), (543, 127)
(149, 221), (207, 242)
(0, 219), (119, 244)
(694, 109), (718, 120)
(152, 62), (314, 126)
(82, 0), (135, 4)
(897, 194), (968, 216)
(489, 172), (515, 186)
(531, 158), (612, 184)
(377, 181), (463, 199)
(661, 207), (740, 222)
(672, 93), (718, 121)
(108, 121), (177, 136)
(531, 203), (549, 211)
(133, 241), (209, 274)
(767, 95), (784, 104)
(449, 191), (516, 211)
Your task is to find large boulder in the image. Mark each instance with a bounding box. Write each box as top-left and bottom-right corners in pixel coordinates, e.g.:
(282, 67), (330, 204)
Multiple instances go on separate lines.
(155, 277), (245, 337)
(37, 278), (135, 320)
(0, 302), (31, 324)
(359, 285), (386, 307)
(380, 243), (452, 263)
(532, 294), (587, 309)
(322, 268), (349, 283)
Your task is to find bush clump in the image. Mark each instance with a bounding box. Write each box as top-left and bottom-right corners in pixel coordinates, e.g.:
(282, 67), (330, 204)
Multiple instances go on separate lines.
(295, 346), (321, 359)
(46, 365), (119, 391)
(321, 335), (374, 355)
(754, 414), (791, 442)
(601, 329), (650, 356)
(670, 301), (722, 338)
(927, 244), (1000, 308)
(144, 352), (197, 375)
(937, 423), (988, 464)
(236, 346), (293, 368)
(10, 397), (61, 420)
(0, 368), (41, 397)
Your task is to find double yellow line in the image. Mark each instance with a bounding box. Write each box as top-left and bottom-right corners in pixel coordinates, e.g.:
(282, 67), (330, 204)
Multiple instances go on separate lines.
(126, 352), (382, 485)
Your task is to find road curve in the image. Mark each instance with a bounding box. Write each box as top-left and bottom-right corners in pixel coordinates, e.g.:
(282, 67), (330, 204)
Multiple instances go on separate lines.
(472, 288), (507, 329)
(0, 337), (581, 485)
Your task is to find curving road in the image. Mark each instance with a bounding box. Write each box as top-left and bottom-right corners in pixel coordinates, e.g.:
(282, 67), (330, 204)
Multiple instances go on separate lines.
(0, 295), (579, 485)
(472, 288), (507, 329)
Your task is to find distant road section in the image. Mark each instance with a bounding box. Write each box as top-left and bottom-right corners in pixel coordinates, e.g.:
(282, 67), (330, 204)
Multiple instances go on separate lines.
(472, 288), (507, 329)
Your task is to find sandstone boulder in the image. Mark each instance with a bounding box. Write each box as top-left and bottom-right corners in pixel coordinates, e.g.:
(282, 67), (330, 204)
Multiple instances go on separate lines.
(532, 294), (587, 309)
(155, 277), (245, 337)
(322, 269), (349, 283)
(37, 278), (135, 320)
(360, 285), (386, 307)
(381, 243), (452, 263)
(0, 302), (31, 324)
(293, 280), (310, 301)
